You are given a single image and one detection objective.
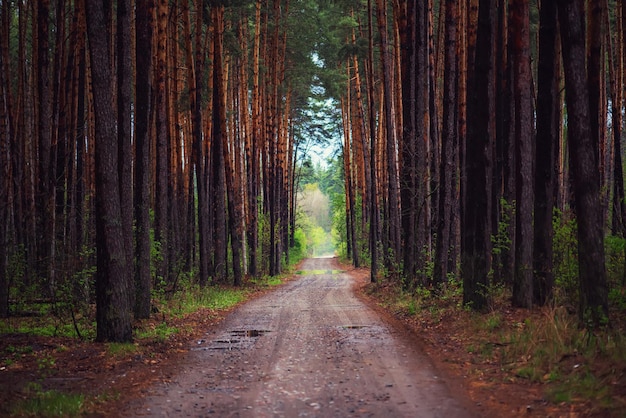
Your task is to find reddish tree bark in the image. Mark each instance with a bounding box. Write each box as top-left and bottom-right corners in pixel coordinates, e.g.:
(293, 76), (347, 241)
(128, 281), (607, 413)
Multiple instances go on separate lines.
(510, 0), (534, 309)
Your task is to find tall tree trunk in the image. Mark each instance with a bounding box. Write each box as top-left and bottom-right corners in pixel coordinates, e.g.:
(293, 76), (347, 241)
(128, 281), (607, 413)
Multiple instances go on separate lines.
(398, 0), (420, 285)
(608, 3), (626, 237)
(493, 0), (514, 285)
(367, 0), (379, 283)
(85, 0), (133, 342)
(533, 0), (559, 306)
(376, 0), (401, 271)
(236, 12), (250, 275)
(211, 5), (227, 282)
(247, 0), (262, 277)
(214, 5), (243, 286)
(587, 0), (604, 193)
(434, 0), (458, 287)
(134, 0), (153, 319)
(155, 0), (170, 284)
(36, 0), (56, 292)
(342, 95), (359, 267)
(510, 0), (534, 309)
(0, 11), (10, 316)
(556, 0), (609, 326)
(117, 0), (133, 306)
(462, 0), (495, 311)
(182, 0), (209, 286)
(350, 24), (370, 231)
(400, 1), (426, 286)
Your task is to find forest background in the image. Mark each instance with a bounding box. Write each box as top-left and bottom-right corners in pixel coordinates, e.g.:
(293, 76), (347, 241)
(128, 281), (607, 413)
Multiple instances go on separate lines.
(1, 0), (626, 415)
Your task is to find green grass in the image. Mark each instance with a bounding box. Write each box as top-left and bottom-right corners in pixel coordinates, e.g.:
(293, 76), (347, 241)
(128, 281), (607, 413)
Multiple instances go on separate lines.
(480, 312), (504, 331)
(546, 370), (610, 407)
(135, 322), (179, 341)
(11, 383), (85, 417)
(106, 342), (139, 357)
(0, 316), (94, 340)
(265, 277), (283, 286)
(4, 344), (34, 355)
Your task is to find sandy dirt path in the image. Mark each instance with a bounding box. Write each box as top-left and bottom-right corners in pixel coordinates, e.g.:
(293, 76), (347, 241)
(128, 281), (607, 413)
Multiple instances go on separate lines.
(121, 257), (475, 417)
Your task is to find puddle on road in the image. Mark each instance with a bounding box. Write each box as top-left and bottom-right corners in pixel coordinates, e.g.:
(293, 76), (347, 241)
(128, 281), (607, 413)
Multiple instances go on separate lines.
(230, 329), (270, 337)
(193, 329), (271, 351)
(296, 269), (345, 275)
(342, 325), (368, 329)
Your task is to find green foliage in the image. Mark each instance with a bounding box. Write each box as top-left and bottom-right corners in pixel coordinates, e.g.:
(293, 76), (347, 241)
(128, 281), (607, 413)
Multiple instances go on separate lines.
(10, 383), (85, 417)
(258, 210), (271, 275)
(604, 234), (626, 311)
(330, 195), (347, 259)
(491, 198), (514, 258)
(299, 183), (332, 231)
(477, 280), (508, 312)
(552, 208), (579, 308)
(292, 228), (308, 260)
(295, 197), (335, 257)
(491, 198), (514, 283)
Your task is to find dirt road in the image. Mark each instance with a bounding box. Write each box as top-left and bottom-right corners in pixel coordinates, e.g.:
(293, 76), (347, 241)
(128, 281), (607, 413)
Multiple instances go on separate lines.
(122, 257), (475, 417)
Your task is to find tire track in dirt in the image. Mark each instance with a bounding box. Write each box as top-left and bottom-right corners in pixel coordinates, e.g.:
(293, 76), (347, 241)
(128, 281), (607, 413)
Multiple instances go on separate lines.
(121, 257), (475, 417)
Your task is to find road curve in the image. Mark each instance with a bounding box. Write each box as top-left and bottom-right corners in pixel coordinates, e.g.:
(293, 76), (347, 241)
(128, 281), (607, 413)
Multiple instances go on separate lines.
(122, 257), (475, 417)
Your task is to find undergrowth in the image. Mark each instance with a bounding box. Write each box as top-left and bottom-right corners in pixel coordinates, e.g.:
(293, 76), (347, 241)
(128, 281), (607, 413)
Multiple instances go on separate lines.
(10, 382), (85, 417)
(1, 272), (290, 417)
(367, 275), (626, 416)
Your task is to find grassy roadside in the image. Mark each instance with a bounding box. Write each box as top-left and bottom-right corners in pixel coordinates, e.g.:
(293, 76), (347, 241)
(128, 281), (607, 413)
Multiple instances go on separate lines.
(0, 273), (293, 417)
(361, 276), (626, 417)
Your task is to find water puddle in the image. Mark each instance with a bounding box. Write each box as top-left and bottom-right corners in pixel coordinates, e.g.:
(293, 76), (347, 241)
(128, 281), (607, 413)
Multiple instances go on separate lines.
(230, 329), (270, 337)
(193, 329), (271, 351)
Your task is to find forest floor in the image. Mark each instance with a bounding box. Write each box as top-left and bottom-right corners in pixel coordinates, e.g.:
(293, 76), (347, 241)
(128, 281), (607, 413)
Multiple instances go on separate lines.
(0, 257), (623, 417)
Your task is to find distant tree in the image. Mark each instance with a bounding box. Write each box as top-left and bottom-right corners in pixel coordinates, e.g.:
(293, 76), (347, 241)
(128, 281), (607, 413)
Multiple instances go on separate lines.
(341, 96), (359, 266)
